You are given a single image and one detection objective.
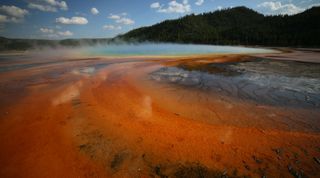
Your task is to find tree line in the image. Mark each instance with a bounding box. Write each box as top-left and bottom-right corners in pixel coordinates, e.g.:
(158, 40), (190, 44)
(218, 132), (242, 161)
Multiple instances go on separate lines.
(119, 6), (320, 47)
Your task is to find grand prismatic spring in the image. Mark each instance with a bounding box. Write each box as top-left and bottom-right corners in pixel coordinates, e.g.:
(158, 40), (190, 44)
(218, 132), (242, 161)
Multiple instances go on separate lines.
(0, 44), (320, 178)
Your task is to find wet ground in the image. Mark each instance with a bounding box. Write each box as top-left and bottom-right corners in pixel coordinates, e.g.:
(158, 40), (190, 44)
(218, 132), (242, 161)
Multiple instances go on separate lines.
(150, 58), (320, 108)
(0, 51), (320, 178)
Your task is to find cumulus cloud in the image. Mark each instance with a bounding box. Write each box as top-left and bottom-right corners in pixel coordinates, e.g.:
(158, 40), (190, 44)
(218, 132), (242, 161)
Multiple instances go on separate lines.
(195, 0), (204, 6)
(103, 25), (122, 30)
(27, 0), (68, 12)
(28, 3), (56, 12)
(0, 5), (29, 23)
(0, 5), (29, 18)
(116, 17), (134, 25)
(257, 1), (304, 15)
(151, 0), (191, 13)
(40, 27), (54, 33)
(56, 16), (88, 25)
(108, 14), (121, 20)
(39, 27), (73, 38)
(58, 30), (73, 36)
(150, 2), (161, 9)
(91, 7), (99, 15)
(108, 13), (134, 25)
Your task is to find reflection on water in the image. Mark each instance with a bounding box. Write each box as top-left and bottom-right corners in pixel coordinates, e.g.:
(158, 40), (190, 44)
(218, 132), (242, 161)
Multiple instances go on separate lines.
(150, 59), (320, 108)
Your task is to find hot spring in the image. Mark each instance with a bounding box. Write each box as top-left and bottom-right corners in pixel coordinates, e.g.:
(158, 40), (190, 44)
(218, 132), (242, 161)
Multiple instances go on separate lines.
(83, 43), (276, 57)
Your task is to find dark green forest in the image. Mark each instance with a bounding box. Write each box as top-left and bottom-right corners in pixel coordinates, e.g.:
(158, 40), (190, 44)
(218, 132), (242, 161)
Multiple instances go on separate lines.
(119, 6), (320, 47)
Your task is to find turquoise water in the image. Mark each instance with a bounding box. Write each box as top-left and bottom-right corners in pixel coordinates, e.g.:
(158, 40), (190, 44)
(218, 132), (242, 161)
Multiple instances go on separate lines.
(85, 43), (276, 56)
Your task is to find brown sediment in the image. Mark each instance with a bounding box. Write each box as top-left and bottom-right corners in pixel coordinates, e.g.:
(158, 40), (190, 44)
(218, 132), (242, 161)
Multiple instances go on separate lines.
(0, 52), (319, 178)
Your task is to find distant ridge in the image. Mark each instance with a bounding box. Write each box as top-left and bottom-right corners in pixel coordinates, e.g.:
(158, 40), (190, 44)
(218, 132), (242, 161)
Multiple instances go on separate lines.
(118, 6), (320, 47)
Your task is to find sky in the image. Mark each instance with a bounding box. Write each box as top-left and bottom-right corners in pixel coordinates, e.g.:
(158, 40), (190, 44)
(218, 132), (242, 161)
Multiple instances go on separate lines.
(0, 0), (319, 39)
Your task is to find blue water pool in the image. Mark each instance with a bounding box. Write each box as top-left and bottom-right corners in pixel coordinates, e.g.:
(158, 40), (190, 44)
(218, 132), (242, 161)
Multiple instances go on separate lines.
(84, 43), (276, 56)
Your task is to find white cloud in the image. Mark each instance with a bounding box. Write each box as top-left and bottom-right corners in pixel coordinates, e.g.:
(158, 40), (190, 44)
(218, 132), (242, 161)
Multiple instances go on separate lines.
(91, 7), (99, 15)
(257, 1), (304, 15)
(56, 16), (88, 25)
(151, 0), (191, 14)
(108, 14), (121, 20)
(150, 2), (161, 9)
(217, 6), (223, 10)
(108, 13), (135, 25)
(39, 27), (73, 38)
(103, 25), (122, 30)
(58, 30), (73, 36)
(0, 5), (29, 18)
(57, 1), (68, 10)
(0, 5), (29, 23)
(55, 1), (68, 11)
(116, 17), (134, 25)
(195, 0), (204, 6)
(45, 0), (67, 10)
(40, 27), (54, 33)
(28, 3), (56, 12)
(27, 0), (68, 12)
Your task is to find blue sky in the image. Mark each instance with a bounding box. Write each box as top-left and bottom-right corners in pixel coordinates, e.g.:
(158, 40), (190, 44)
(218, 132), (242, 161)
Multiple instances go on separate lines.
(0, 0), (319, 39)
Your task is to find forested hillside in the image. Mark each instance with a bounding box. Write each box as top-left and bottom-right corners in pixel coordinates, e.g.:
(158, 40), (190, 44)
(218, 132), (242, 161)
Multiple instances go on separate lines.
(119, 6), (320, 47)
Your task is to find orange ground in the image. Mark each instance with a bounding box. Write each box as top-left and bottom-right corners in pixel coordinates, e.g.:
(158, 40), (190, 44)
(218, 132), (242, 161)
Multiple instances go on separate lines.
(0, 55), (319, 178)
